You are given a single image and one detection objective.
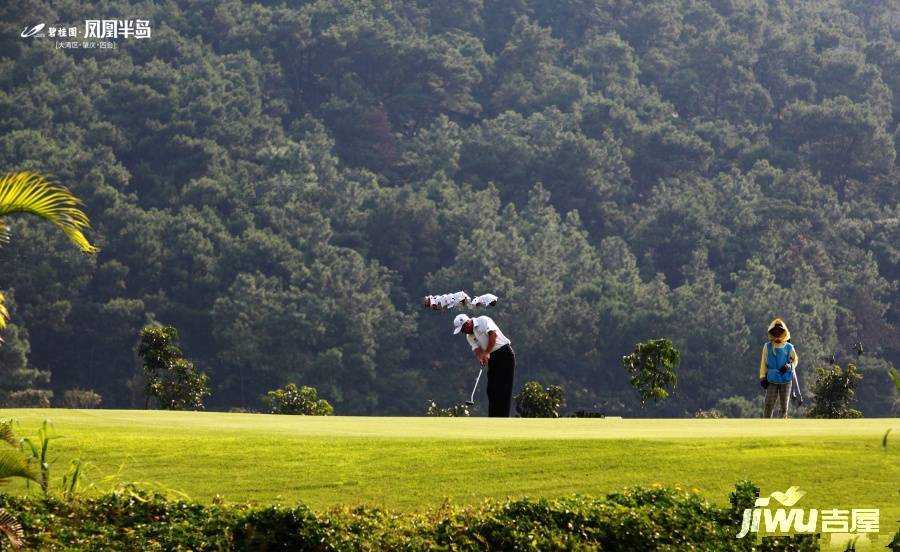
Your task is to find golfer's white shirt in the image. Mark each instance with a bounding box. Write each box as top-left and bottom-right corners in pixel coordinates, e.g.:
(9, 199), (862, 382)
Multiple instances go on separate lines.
(466, 316), (511, 353)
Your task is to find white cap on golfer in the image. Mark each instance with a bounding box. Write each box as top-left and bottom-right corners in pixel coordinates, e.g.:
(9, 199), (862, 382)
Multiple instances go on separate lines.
(453, 313), (470, 335)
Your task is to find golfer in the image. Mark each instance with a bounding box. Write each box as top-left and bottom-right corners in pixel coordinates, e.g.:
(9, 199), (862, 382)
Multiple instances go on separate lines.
(759, 318), (799, 418)
(453, 313), (515, 417)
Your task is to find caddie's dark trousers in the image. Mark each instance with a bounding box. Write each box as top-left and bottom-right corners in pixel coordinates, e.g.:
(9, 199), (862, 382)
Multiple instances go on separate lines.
(487, 344), (515, 417)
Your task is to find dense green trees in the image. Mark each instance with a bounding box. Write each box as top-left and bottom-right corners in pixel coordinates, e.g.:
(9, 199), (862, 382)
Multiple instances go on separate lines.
(0, 0), (897, 415)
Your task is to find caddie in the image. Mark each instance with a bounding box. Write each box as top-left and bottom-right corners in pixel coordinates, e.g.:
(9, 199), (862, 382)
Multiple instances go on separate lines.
(759, 318), (799, 418)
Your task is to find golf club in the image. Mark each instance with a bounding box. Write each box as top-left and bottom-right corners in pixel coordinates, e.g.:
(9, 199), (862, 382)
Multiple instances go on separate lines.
(465, 368), (483, 406)
(792, 367), (803, 405)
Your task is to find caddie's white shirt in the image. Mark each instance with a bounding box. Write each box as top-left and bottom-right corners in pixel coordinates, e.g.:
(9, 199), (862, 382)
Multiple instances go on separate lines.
(465, 316), (511, 353)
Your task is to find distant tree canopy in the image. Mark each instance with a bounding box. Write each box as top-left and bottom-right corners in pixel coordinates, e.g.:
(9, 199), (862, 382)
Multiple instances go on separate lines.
(0, 0), (897, 416)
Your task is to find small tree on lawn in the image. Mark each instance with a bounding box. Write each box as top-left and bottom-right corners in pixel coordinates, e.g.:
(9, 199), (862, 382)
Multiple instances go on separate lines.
(154, 359), (210, 411)
(514, 381), (566, 418)
(808, 364), (863, 419)
(264, 384), (333, 415)
(138, 325), (209, 411)
(621, 338), (680, 405)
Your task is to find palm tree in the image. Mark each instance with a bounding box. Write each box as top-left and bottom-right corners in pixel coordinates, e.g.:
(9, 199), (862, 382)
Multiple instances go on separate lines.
(0, 172), (96, 546)
(0, 173), (98, 545)
(0, 420), (37, 549)
(0, 171), (99, 334)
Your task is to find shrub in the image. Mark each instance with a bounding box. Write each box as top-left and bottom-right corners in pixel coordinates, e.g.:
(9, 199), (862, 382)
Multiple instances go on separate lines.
(425, 400), (470, 417)
(0, 481), (831, 550)
(232, 504), (325, 549)
(621, 338), (680, 405)
(263, 384), (333, 415)
(3, 389), (52, 408)
(514, 381), (566, 418)
(694, 408), (724, 418)
(61, 389), (102, 409)
(809, 364), (863, 419)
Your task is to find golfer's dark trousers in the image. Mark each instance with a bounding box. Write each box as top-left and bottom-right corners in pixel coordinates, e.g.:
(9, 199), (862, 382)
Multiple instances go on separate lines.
(487, 344), (515, 417)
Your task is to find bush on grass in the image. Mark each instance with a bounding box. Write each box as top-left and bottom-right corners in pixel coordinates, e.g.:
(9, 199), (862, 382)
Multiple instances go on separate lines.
(264, 384), (333, 416)
(2, 389), (52, 408)
(514, 381), (566, 418)
(0, 482), (832, 551)
(61, 389), (102, 409)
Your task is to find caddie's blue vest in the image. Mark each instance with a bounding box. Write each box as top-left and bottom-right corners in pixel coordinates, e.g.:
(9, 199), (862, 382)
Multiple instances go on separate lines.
(766, 342), (795, 384)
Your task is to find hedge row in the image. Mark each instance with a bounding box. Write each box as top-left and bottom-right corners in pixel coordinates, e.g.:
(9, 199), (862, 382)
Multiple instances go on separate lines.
(0, 482), (831, 551)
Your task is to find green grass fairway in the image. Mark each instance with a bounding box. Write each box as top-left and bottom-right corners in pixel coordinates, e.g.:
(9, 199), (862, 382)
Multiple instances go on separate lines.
(1, 410), (897, 532)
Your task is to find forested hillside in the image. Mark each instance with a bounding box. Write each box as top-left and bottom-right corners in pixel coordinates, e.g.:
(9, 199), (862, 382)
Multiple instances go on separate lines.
(1, 0), (897, 415)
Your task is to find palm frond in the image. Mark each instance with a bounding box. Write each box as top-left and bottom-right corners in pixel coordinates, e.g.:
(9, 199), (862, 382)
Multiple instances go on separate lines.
(0, 420), (15, 447)
(0, 171), (99, 253)
(0, 448), (38, 484)
(0, 509), (24, 549)
(0, 291), (7, 335)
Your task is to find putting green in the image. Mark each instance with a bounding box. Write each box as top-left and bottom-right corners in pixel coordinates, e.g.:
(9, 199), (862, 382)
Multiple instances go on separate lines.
(1, 409), (897, 542)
